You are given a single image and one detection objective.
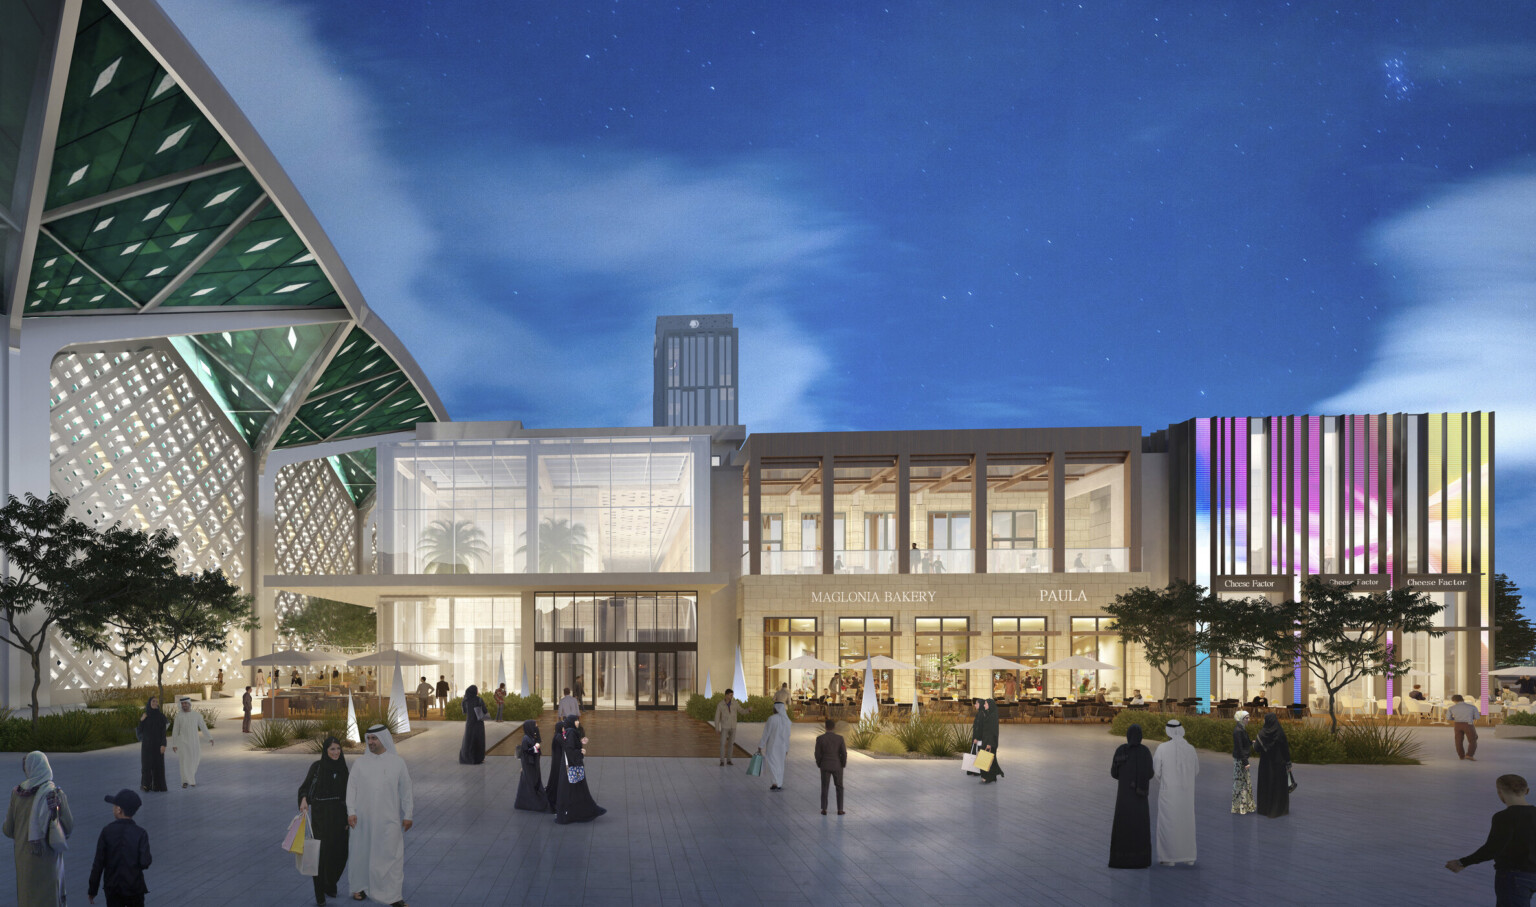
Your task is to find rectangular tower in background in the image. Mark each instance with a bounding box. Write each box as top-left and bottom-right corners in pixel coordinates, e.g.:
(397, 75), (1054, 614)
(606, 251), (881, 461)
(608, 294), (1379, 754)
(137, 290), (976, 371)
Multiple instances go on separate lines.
(654, 314), (739, 426)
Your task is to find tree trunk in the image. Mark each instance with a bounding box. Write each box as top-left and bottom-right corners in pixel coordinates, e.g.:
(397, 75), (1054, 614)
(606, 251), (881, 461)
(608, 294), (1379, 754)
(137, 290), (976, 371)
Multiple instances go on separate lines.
(29, 650), (43, 727)
(119, 652), (135, 688)
(1327, 689), (1340, 734)
(155, 660), (167, 715)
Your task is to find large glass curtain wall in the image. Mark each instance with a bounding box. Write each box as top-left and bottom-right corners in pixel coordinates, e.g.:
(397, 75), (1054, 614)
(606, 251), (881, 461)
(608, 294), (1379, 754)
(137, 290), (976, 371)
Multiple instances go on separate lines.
(991, 618), (1047, 698)
(390, 597), (521, 697)
(916, 618), (971, 700)
(384, 436), (702, 574)
(1070, 617), (1121, 698)
(838, 618), (894, 701)
(535, 592), (698, 710)
(763, 618), (820, 697)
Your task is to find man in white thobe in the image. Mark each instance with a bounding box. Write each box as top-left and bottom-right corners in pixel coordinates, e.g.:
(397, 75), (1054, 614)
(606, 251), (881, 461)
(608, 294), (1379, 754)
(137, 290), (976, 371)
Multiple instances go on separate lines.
(347, 725), (414, 906)
(1152, 719), (1199, 866)
(168, 695), (212, 788)
(759, 701), (792, 790)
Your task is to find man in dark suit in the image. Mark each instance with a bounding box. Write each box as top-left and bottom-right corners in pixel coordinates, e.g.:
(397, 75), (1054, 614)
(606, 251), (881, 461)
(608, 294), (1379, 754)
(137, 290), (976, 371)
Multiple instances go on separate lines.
(814, 718), (848, 816)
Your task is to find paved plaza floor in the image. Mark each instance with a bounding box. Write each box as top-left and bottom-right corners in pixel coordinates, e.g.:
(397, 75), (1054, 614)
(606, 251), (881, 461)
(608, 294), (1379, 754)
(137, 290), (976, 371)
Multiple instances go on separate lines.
(0, 702), (1522, 906)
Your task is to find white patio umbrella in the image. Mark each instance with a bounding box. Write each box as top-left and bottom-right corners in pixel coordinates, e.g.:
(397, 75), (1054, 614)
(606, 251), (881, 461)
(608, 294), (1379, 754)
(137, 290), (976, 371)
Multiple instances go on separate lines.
(240, 649), (313, 667)
(859, 660), (879, 721)
(1491, 666), (1536, 677)
(1039, 655), (1118, 671)
(732, 646), (748, 697)
(954, 655), (1033, 671)
(843, 655), (918, 671)
(768, 655), (840, 670)
(345, 649), (444, 668)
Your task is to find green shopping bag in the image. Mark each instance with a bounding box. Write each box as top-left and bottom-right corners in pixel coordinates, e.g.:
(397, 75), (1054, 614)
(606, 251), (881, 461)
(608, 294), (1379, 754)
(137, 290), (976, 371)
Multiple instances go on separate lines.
(746, 752), (764, 776)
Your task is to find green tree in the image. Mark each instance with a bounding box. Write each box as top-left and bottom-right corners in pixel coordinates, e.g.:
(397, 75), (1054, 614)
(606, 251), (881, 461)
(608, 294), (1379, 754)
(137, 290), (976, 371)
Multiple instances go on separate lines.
(63, 525), (181, 688)
(279, 596), (377, 650)
(417, 519), (489, 573)
(0, 494), (160, 725)
(116, 568), (258, 706)
(518, 517), (592, 572)
(1254, 577), (1443, 733)
(1105, 580), (1270, 700)
(1494, 574), (1535, 666)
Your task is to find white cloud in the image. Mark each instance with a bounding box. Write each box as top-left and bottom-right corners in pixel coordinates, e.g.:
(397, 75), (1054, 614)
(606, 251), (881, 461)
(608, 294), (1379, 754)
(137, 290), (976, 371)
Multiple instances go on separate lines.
(159, 0), (851, 431)
(1317, 171), (1536, 466)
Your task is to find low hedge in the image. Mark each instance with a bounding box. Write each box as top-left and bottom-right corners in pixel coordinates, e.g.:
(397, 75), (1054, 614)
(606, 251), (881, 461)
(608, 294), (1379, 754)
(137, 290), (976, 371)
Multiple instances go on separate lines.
(444, 693), (542, 722)
(1108, 710), (1418, 764)
(0, 706), (143, 753)
(85, 682), (224, 709)
(1506, 710), (1536, 727)
(684, 693), (775, 725)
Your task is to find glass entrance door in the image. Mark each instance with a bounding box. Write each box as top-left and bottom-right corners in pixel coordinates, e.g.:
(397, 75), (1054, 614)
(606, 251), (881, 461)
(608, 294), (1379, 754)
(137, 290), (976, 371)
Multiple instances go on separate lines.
(553, 653), (595, 709)
(634, 651), (677, 710)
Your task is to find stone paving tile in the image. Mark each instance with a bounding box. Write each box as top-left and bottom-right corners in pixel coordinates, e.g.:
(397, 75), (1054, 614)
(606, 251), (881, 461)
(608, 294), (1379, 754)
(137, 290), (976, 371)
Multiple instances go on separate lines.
(0, 709), (1519, 906)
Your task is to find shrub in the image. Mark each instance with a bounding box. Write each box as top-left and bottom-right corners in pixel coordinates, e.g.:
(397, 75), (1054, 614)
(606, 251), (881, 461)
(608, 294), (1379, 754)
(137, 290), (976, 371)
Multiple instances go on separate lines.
(1109, 710), (1359, 764)
(445, 697), (465, 721)
(685, 693), (774, 725)
(1283, 725), (1347, 764)
(84, 683), (217, 708)
(356, 703), (407, 737)
(198, 708), (218, 729)
(1506, 710), (1536, 727)
(848, 714), (885, 750)
(893, 712), (941, 753)
(0, 718), (31, 751)
(248, 720), (295, 750)
(503, 694), (543, 721)
(869, 733), (906, 755)
(31, 710), (96, 750)
(1337, 721), (1421, 764)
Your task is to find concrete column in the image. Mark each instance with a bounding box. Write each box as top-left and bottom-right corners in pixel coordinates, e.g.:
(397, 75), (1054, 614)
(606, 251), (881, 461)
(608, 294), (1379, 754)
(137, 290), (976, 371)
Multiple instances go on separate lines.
(748, 452), (762, 575)
(1050, 449), (1066, 572)
(897, 453), (911, 573)
(972, 451), (988, 573)
(820, 455), (834, 574)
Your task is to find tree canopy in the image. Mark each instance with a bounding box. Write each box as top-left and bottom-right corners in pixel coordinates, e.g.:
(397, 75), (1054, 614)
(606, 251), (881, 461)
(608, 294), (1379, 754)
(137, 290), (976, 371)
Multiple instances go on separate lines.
(1494, 574), (1534, 667)
(1105, 580), (1270, 698)
(279, 596), (377, 650)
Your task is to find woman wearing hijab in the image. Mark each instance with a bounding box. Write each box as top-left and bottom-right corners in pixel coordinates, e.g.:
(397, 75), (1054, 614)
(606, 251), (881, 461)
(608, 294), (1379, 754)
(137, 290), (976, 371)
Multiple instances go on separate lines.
(553, 716), (606, 824)
(1253, 713), (1291, 818)
(971, 699), (1004, 783)
(298, 736), (350, 905)
(1231, 710), (1256, 815)
(3, 751), (73, 906)
(759, 702), (792, 791)
(458, 685), (487, 765)
(513, 720), (549, 812)
(1152, 719), (1199, 866)
(137, 696), (169, 792)
(545, 718), (567, 815)
(1108, 724), (1154, 869)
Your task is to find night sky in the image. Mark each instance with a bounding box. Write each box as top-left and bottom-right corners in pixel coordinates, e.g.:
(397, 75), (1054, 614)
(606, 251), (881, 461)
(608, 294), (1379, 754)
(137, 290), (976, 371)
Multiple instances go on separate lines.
(161, 1), (1536, 590)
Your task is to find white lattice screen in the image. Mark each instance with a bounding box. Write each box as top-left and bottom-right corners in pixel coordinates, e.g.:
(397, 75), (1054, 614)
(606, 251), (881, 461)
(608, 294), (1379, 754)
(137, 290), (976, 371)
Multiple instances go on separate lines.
(274, 457), (359, 637)
(48, 348), (252, 693)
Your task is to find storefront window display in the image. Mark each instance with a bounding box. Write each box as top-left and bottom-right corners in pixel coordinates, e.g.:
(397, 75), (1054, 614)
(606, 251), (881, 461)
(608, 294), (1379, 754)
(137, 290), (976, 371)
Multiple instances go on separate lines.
(916, 617), (971, 700)
(991, 617), (1047, 699)
(838, 618), (894, 701)
(764, 618), (820, 697)
(1071, 616), (1120, 698)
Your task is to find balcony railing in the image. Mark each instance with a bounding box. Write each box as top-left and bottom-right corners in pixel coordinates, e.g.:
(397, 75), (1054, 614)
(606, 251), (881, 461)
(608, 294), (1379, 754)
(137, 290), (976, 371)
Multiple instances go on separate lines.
(757, 549), (823, 576)
(987, 548), (1054, 573)
(910, 548), (973, 574)
(1066, 547), (1130, 573)
(832, 549), (898, 574)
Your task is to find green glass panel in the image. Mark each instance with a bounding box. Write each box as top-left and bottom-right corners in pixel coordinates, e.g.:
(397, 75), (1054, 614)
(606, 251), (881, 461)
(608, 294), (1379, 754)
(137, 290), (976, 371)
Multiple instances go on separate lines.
(277, 420), (322, 448)
(194, 322), (339, 404)
(23, 233), (134, 312)
(307, 327), (395, 395)
(158, 207), (338, 308)
(49, 166), (255, 251)
(48, 1), (234, 208)
(329, 450), (377, 504)
(293, 373), (409, 438)
(332, 385), (433, 440)
(168, 334), (269, 445)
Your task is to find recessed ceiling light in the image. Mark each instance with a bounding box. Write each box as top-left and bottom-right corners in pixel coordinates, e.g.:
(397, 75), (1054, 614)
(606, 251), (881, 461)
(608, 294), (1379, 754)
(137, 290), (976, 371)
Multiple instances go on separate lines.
(91, 58), (121, 96)
(191, 287), (216, 297)
(205, 188), (239, 207)
(156, 125), (190, 154)
(151, 73), (177, 99)
(171, 233), (198, 247)
(120, 243), (142, 255)
(287, 327), (298, 349)
(68, 277), (81, 285)
(146, 267), (167, 276)
(67, 165), (88, 186)
(274, 282), (309, 293)
(290, 251), (315, 264)
(92, 217), (114, 232)
(142, 204), (169, 221)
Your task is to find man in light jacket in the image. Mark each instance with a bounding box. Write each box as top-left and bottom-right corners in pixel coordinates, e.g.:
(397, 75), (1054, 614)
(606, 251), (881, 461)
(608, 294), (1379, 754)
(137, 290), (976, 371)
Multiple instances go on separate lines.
(715, 689), (749, 766)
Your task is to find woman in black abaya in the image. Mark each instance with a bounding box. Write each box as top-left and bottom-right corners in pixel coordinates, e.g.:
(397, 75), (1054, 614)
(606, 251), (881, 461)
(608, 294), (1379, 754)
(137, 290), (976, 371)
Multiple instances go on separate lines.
(137, 696), (168, 792)
(1108, 723), (1154, 868)
(513, 720), (548, 812)
(298, 736), (350, 905)
(553, 715), (606, 824)
(459, 684), (487, 765)
(1252, 713), (1291, 818)
(971, 698), (1004, 783)
(545, 718), (566, 814)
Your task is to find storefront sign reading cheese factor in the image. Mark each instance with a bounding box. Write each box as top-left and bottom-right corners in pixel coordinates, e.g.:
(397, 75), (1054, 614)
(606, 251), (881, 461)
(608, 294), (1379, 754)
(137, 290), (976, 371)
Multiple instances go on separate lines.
(810, 591), (938, 603)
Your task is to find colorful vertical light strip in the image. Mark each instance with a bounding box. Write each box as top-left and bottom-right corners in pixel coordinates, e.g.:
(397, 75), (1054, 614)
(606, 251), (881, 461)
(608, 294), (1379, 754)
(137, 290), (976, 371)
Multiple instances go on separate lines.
(1234, 417), (1248, 573)
(1480, 412), (1492, 712)
(1384, 415), (1395, 576)
(1308, 416), (1321, 576)
(1384, 640), (1394, 716)
(1428, 414), (1443, 572)
(1194, 418), (1211, 713)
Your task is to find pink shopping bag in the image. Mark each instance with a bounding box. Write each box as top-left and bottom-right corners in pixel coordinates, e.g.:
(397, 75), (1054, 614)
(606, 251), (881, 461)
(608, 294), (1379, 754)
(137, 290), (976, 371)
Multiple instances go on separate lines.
(280, 813), (306, 852)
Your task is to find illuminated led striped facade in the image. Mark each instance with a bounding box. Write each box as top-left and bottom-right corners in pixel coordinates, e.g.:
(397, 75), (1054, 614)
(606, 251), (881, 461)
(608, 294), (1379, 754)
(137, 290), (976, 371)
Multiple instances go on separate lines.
(1167, 413), (1495, 710)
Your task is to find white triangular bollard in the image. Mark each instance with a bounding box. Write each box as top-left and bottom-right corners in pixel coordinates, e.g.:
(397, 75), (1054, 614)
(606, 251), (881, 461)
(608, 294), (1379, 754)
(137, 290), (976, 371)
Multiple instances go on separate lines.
(861, 661), (879, 721)
(704, 668), (713, 698)
(520, 663), (531, 697)
(733, 646), (748, 698)
(389, 654), (411, 734)
(912, 684), (920, 716)
(345, 692), (361, 744)
(497, 653), (507, 691)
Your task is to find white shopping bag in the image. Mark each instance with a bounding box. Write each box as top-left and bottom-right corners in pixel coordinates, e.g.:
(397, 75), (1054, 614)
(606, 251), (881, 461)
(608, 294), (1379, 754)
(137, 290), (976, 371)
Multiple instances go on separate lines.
(298, 837), (322, 876)
(962, 742), (980, 775)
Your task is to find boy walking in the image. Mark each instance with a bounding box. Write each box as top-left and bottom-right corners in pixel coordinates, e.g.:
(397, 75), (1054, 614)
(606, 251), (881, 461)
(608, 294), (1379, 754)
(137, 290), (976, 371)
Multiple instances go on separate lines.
(1446, 774), (1536, 905)
(88, 789), (152, 906)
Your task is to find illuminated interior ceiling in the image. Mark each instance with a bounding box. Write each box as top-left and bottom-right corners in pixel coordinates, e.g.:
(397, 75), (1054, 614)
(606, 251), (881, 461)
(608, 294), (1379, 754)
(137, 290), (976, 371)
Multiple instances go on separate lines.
(10, 0), (446, 503)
